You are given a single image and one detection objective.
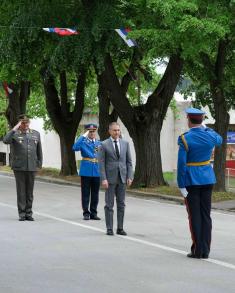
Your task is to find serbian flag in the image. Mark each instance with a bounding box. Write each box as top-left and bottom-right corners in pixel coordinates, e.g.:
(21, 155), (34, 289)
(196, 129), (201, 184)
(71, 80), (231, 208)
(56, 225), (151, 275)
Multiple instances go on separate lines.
(115, 28), (137, 47)
(2, 82), (13, 96)
(43, 28), (79, 36)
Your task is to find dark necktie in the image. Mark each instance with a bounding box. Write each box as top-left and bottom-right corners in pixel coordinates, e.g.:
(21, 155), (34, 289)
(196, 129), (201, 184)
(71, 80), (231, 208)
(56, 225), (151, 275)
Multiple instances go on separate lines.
(114, 140), (120, 159)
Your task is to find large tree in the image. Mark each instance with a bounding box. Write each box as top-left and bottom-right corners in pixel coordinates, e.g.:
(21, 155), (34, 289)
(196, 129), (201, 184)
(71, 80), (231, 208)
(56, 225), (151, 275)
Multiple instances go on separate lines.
(88, 0), (186, 187)
(181, 0), (235, 191)
(0, 0), (92, 175)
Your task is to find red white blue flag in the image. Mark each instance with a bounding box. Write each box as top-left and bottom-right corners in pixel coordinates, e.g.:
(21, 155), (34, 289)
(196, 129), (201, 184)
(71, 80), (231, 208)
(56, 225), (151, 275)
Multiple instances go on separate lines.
(115, 28), (137, 47)
(2, 82), (13, 96)
(43, 28), (79, 36)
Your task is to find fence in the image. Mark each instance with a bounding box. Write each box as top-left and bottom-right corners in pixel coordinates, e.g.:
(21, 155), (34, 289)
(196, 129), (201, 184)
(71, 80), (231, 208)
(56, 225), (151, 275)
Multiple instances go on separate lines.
(226, 168), (235, 190)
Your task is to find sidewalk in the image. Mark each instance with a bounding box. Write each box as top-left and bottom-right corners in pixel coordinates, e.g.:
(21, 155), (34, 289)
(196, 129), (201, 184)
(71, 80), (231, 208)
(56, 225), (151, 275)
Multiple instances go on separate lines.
(1, 171), (235, 212)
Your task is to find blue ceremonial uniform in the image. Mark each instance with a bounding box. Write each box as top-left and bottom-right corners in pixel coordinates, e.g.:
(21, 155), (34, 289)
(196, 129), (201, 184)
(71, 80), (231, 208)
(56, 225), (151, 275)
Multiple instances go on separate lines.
(73, 136), (100, 177)
(177, 108), (222, 259)
(177, 127), (222, 188)
(73, 124), (101, 219)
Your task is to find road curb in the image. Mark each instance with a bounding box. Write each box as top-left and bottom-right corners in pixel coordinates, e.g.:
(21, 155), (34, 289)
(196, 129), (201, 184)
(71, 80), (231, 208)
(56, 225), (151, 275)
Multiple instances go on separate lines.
(0, 171), (81, 187)
(0, 170), (234, 212)
(126, 190), (184, 204)
(0, 170), (185, 205)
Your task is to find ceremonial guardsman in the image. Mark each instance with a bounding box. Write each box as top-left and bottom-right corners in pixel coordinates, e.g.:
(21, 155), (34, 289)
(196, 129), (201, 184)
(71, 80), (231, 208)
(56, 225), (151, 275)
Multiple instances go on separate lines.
(177, 108), (222, 259)
(73, 124), (101, 220)
(3, 114), (43, 221)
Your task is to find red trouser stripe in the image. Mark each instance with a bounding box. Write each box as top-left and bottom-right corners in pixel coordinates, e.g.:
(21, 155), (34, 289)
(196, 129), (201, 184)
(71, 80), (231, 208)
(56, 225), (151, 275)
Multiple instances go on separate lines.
(184, 198), (196, 253)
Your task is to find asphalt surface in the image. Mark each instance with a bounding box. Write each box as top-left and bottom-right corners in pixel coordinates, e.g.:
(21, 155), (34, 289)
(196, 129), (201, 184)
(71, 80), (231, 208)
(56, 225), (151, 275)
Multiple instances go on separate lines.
(0, 174), (235, 293)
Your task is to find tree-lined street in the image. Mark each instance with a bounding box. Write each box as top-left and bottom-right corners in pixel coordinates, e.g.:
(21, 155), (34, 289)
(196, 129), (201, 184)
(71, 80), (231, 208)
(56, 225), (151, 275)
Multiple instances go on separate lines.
(0, 175), (235, 293)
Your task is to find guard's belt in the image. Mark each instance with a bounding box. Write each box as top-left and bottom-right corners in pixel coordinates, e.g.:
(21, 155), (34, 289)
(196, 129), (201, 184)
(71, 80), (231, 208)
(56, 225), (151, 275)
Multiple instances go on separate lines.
(82, 157), (98, 163)
(186, 160), (210, 166)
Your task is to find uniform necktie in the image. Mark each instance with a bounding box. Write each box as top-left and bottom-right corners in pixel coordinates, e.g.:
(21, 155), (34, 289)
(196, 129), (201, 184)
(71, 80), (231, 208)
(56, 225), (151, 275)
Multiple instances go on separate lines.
(114, 140), (120, 158)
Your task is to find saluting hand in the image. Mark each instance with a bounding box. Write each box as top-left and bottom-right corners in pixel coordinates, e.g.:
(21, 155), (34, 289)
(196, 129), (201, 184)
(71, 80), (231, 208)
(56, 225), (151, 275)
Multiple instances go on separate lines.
(83, 131), (89, 137)
(13, 121), (22, 131)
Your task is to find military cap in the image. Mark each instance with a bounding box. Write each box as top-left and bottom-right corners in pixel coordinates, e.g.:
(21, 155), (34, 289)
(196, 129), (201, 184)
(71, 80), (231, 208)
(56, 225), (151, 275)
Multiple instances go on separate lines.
(185, 108), (205, 115)
(84, 123), (98, 130)
(18, 114), (30, 122)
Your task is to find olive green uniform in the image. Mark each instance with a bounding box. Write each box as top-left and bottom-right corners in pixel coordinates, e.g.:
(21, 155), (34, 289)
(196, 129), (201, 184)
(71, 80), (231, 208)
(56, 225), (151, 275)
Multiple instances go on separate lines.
(3, 129), (43, 217)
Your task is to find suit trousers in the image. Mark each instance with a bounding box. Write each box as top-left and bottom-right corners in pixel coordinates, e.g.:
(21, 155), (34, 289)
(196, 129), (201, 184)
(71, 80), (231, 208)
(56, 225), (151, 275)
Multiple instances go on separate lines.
(104, 173), (126, 230)
(14, 171), (36, 217)
(185, 184), (213, 257)
(81, 176), (100, 216)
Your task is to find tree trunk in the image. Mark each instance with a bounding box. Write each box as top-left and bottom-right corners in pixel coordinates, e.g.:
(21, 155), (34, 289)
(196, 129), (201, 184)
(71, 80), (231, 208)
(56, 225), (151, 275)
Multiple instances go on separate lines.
(212, 89), (229, 191)
(59, 132), (77, 175)
(132, 118), (165, 187)
(5, 81), (30, 128)
(102, 53), (183, 187)
(209, 39), (229, 191)
(97, 72), (118, 140)
(41, 69), (85, 176)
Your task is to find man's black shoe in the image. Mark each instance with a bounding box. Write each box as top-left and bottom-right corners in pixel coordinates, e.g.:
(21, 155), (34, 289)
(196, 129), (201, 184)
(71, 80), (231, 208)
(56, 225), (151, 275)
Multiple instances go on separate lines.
(83, 214), (90, 220)
(106, 229), (114, 236)
(201, 254), (209, 259)
(187, 252), (201, 259)
(90, 215), (101, 220)
(116, 229), (127, 236)
(26, 216), (34, 221)
(19, 216), (26, 221)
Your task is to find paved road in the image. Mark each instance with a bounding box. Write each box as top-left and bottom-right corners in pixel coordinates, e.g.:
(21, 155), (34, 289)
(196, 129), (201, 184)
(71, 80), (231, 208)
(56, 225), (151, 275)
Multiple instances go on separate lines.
(0, 175), (235, 293)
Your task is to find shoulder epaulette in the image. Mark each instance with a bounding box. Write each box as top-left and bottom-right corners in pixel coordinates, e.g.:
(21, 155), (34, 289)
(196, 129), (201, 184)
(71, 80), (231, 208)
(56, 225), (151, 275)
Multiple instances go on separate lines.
(180, 133), (189, 152)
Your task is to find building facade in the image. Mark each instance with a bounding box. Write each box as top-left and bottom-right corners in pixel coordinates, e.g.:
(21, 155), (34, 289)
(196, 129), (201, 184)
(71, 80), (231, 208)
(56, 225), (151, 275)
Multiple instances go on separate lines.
(1, 101), (235, 172)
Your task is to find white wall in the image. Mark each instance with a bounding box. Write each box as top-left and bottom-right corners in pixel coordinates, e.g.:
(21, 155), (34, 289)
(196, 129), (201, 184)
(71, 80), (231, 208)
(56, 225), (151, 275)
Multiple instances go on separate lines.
(30, 119), (61, 169)
(1, 102), (235, 172)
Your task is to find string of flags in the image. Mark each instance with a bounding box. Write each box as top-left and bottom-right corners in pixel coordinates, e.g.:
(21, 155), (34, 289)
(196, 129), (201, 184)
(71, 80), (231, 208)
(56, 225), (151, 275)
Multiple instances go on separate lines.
(43, 27), (137, 47)
(1, 28), (136, 95)
(42, 28), (79, 36)
(114, 28), (136, 47)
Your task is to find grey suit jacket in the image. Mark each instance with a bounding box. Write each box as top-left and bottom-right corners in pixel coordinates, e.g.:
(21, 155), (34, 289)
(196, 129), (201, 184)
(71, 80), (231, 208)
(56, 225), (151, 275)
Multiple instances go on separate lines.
(3, 129), (43, 171)
(99, 137), (133, 184)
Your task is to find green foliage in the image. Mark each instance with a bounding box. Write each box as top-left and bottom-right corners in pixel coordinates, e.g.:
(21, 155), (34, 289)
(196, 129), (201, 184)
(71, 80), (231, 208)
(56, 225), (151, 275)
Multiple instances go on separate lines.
(0, 95), (7, 137)
(0, 0), (234, 129)
(170, 99), (180, 120)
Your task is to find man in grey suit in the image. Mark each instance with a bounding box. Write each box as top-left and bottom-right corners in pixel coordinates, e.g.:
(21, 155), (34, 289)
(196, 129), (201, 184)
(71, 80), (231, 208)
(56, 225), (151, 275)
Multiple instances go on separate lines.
(3, 114), (43, 221)
(99, 122), (133, 236)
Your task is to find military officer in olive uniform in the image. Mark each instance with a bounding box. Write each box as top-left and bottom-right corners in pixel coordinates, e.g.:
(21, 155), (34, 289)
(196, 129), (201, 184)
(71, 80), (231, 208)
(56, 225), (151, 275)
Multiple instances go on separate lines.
(3, 114), (43, 221)
(177, 108), (222, 259)
(73, 124), (101, 220)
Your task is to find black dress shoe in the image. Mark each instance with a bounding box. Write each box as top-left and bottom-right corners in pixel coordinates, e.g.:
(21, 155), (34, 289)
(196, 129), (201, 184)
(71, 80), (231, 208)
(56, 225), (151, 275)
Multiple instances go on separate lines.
(90, 215), (101, 220)
(19, 216), (26, 221)
(106, 229), (114, 236)
(201, 254), (209, 259)
(116, 229), (127, 236)
(187, 252), (201, 259)
(26, 216), (34, 221)
(83, 214), (90, 220)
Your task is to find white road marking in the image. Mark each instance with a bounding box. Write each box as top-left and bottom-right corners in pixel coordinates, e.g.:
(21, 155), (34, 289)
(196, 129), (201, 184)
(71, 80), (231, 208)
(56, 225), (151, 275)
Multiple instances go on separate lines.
(0, 201), (235, 271)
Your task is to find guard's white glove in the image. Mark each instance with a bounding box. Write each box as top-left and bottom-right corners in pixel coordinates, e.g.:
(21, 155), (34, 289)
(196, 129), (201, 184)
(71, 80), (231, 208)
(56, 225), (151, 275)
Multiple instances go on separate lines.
(83, 131), (89, 137)
(180, 188), (188, 198)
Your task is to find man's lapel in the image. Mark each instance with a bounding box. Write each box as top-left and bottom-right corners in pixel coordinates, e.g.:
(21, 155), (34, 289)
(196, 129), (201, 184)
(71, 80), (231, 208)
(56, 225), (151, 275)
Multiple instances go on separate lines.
(119, 139), (125, 159)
